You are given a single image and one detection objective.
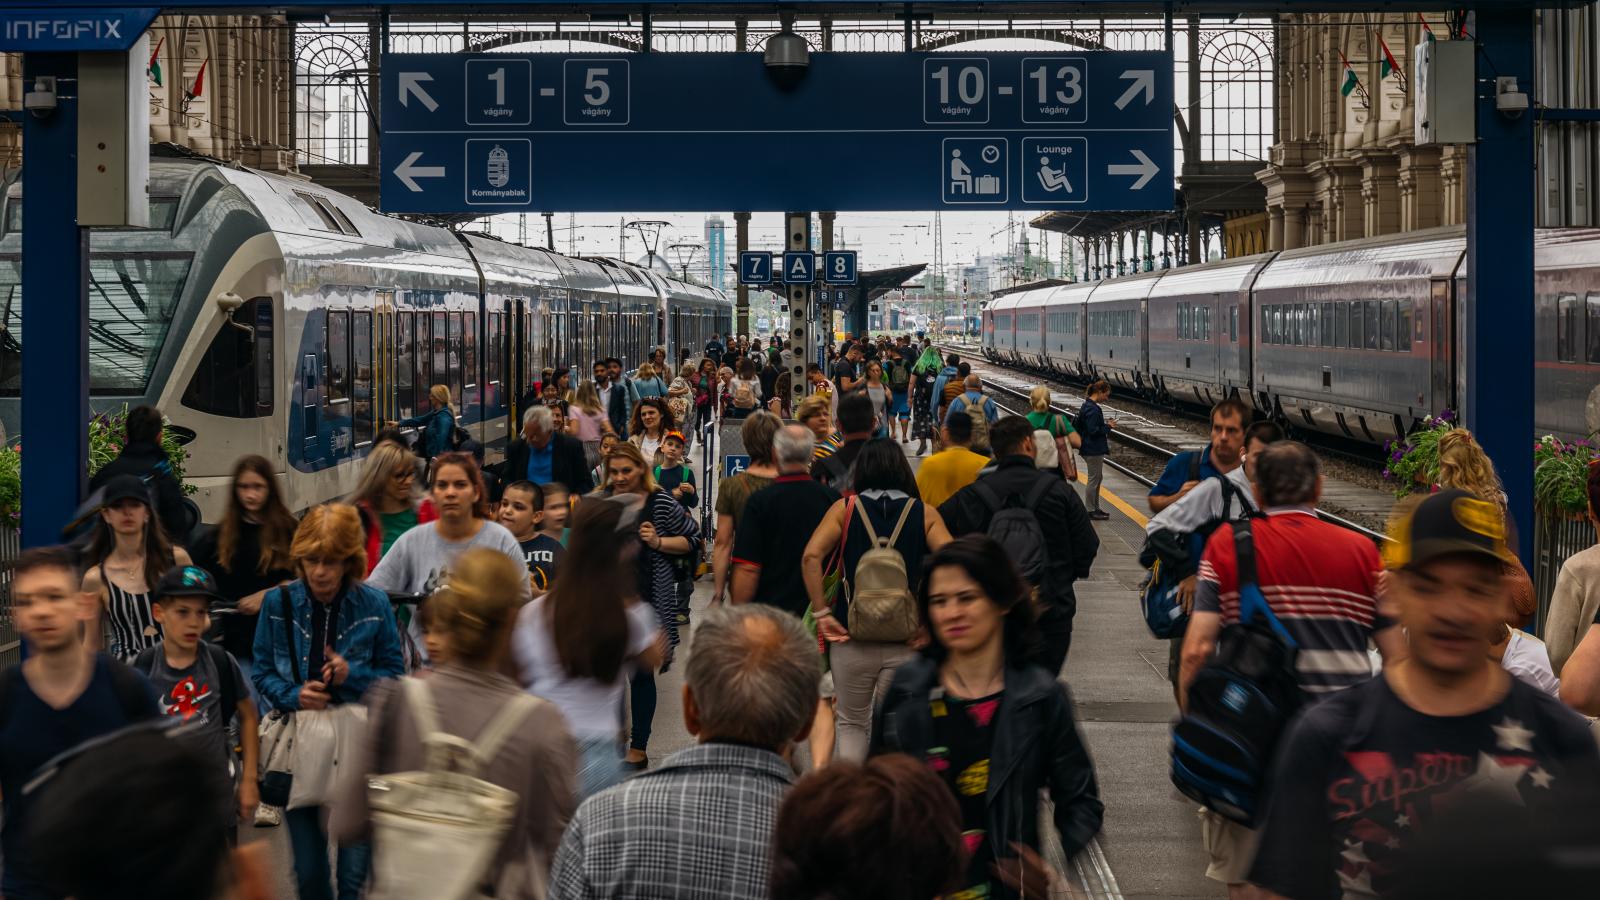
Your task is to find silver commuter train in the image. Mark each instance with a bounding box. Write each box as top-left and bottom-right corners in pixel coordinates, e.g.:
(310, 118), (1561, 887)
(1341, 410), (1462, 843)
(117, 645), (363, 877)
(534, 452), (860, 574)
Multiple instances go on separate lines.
(0, 156), (731, 520)
(983, 225), (1600, 445)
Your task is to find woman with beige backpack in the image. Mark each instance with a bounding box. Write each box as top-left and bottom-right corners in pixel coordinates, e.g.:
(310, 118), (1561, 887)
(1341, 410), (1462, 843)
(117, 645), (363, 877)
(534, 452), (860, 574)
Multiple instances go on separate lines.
(331, 548), (578, 900)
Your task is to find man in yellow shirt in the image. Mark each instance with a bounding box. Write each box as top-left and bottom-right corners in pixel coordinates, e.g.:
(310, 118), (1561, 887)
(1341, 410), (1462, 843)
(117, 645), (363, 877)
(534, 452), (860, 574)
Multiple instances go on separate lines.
(916, 411), (990, 508)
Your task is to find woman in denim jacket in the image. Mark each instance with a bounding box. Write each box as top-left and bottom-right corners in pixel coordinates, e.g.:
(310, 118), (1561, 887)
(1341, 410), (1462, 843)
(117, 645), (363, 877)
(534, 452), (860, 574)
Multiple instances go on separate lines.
(252, 504), (406, 900)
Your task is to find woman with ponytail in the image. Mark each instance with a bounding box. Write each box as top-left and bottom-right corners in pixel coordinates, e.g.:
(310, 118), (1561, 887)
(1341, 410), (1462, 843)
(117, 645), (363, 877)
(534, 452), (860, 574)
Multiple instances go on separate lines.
(333, 547), (578, 899)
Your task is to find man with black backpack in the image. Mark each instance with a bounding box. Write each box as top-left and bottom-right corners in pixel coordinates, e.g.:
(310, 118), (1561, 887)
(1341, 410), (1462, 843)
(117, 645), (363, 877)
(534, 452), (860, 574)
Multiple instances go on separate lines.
(1175, 442), (1403, 898)
(938, 416), (1099, 675)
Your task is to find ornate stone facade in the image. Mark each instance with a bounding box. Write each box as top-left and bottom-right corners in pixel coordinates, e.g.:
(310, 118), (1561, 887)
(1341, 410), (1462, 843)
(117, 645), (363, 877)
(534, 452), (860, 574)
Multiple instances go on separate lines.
(0, 15), (297, 175)
(1258, 13), (1467, 251)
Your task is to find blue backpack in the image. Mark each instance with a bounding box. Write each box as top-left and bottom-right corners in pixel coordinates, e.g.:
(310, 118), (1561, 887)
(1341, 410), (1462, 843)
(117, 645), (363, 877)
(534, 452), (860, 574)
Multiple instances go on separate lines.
(1169, 518), (1301, 826)
(1137, 472), (1250, 639)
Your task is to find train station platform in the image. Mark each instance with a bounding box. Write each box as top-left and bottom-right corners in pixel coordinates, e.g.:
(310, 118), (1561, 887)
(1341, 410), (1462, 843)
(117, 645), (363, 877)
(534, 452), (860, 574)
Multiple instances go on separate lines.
(247, 434), (1221, 899)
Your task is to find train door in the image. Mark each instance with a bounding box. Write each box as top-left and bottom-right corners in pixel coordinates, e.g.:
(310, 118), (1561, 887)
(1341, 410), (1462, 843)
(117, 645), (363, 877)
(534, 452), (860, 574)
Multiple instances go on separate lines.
(509, 298), (527, 425)
(1429, 277), (1455, 415)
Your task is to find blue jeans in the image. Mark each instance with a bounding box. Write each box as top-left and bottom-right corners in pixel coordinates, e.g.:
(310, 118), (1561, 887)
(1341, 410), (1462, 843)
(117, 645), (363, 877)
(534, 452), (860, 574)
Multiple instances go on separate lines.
(286, 806), (369, 900)
(578, 736), (625, 798)
(629, 667), (656, 752)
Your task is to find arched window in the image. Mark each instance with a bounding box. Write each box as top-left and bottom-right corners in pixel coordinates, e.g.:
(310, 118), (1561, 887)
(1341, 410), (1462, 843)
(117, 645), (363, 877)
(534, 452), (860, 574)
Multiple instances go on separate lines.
(1201, 28), (1274, 162)
(294, 26), (370, 166)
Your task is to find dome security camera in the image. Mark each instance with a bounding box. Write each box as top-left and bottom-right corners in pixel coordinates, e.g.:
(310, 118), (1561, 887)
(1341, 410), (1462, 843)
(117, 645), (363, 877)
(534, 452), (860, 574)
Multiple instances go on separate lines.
(764, 30), (810, 92)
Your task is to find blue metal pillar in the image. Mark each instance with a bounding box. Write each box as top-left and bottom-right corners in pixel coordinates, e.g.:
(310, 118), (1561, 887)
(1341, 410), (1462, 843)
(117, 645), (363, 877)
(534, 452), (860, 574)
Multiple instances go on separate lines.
(19, 52), (88, 549)
(1465, 8), (1534, 562)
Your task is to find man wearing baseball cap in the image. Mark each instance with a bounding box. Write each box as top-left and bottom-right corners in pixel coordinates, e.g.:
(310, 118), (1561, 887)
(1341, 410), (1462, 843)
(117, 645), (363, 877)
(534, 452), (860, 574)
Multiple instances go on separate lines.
(132, 565), (259, 842)
(1246, 489), (1600, 899)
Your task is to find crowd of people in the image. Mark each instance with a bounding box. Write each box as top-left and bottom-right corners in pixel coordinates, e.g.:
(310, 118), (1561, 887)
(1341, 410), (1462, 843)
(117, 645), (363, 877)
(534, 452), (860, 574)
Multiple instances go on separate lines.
(5, 329), (1600, 900)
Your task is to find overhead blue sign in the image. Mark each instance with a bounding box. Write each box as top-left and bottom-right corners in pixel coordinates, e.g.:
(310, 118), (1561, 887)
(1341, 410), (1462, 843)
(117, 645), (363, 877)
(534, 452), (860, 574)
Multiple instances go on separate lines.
(0, 7), (157, 50)
(823, 251), (858, 285)
(379, 51), (1173, 213)
(738, 251), (772, 285)
(782, 251), (816, 284)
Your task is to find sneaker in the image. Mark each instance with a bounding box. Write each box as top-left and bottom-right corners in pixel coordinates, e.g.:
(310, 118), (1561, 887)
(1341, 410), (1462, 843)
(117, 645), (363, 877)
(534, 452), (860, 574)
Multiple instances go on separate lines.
(1088, 510), (1111, 521)
(254, 804), (282, 827)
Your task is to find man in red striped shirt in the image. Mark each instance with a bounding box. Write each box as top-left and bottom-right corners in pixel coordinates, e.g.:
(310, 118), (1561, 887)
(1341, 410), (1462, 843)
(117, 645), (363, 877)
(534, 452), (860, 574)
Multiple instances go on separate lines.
(1178, 441), (1404, 898)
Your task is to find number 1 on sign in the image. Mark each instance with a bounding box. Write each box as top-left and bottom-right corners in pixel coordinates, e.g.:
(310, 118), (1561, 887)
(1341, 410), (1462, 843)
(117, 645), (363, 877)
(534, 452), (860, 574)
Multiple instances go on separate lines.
(488, 67), (506, 106)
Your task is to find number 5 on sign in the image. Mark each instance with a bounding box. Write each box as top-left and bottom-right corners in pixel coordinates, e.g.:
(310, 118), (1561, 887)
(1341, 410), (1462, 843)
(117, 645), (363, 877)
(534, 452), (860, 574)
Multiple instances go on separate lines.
(924, 58), (990, 124)
(564, 59), (630, 125)
(1020, 57), (1087, 124)
(823, 250), (857, 286)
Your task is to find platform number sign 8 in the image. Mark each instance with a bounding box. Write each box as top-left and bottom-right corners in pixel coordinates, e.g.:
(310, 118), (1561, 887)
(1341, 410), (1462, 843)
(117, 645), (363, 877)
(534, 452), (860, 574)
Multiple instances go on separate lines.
(823, 250), (857, 286)
(924, 58), (990, 124)
(564, 59), (630, 125)
(1020, 57), (1088, 123)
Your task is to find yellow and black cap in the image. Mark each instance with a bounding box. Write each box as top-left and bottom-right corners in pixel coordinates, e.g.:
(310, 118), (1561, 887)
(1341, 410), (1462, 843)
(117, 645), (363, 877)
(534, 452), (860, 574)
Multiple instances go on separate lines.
(1383, 488), (1509, 570)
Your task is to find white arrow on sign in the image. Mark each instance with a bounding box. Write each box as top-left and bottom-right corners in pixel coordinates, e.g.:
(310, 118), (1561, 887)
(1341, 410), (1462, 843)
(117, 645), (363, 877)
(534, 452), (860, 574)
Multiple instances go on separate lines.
(1114, 69), (1156, 110)
(1107, 150), (1159, 190)
(399, 72), (438, 112)
(394, 152), (446, 192)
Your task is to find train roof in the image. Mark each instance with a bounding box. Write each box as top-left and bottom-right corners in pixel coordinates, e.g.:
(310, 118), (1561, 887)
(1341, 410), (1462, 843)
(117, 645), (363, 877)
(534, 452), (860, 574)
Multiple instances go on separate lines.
(1143, 252), (1274, 300)
(1042, 279), (1102, 308)
(1532, 228), (1600, 272)
(1254, 225), (1466, 290)
(1085, 269), (1162, 304)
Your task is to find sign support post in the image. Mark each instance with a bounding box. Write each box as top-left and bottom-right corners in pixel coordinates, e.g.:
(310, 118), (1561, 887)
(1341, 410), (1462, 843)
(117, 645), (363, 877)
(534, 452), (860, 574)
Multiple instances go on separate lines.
(20, 51), (89, 549)
(735, 212), (750, 337)
(786, 212), (812, 412)
(1465, 7), (1535, 564)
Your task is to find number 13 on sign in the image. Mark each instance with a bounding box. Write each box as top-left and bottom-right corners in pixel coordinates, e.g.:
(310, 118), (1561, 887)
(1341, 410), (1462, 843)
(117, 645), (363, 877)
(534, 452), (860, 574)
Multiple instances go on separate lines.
(1021, 58), (1087, 123)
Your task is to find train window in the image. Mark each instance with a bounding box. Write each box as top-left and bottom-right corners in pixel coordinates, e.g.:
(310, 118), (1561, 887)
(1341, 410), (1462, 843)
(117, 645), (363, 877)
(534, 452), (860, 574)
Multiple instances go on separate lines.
(448, 312), (465, 402)
(431, 312), (448, 395)
(1380, 300), (1397, 351)
(1320, 303), (1334, 347)
(1557, 293), (1580, 363)
(1334, 302), (1347, 348)
(1588, 295), (1600, 363)
(1363, 301), (1380, 350)
(180, 296), (274, 418)
(1396, 299), (1413, 352)
(397, 312), (416, 419)
(487, 312), (503, 400)
(352, 311), (373, 446)
(1230, 305), (1238, 343)
(1305, 304), (1318, 347)
(325, 311), (350, 419)
(1346, 302), (1359, 349)
(1287, 304), (1300, 346)
(292, 191), (342, 233)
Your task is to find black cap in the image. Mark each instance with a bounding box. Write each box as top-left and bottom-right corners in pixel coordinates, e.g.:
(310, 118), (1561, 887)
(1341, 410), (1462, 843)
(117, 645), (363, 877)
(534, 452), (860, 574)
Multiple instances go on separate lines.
(1384, 488), (1510, 570)
(99, 474), (150, 508)
(152, 565), (224, 605)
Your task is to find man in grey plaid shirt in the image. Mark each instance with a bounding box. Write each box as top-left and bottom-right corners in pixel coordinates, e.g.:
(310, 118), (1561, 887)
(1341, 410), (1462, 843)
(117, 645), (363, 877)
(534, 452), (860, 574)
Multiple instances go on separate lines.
(551, 604), (820, 899)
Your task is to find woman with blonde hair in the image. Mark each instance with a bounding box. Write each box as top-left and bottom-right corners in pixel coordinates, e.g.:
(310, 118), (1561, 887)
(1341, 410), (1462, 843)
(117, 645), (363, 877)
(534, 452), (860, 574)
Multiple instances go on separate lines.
(568, 381), (613, 468)
(1026, 385), (1082, 481)
(394, 384), (457, 460)
(349, 443), (438, 574)
(334, 548), (578, 899)
(633, 361), (667, 399)
(1436, 428), (1507, 512)
(252, 504), (405, 900)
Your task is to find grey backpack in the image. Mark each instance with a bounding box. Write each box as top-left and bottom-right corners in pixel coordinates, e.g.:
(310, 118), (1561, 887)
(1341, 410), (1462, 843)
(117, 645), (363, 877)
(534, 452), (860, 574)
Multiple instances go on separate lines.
(974, 477), (1055, 585)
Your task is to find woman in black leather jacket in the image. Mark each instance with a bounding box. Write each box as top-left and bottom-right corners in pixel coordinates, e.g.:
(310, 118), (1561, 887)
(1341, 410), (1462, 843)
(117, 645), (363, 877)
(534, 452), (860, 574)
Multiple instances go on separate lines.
(872, 535), (1103, 898)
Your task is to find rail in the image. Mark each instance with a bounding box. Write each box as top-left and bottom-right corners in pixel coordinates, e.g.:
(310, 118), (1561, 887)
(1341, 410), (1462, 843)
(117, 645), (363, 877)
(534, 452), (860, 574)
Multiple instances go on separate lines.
(977, 379), (1393, 545)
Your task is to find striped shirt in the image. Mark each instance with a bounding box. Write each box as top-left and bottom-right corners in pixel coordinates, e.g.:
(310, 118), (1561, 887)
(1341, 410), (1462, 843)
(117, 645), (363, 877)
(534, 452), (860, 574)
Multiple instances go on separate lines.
(1195, 509), (1382, 696)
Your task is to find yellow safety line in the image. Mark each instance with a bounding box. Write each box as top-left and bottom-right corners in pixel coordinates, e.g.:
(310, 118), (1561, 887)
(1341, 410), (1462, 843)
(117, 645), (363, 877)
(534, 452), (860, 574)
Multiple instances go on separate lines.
(1072, 470), (1150, 529)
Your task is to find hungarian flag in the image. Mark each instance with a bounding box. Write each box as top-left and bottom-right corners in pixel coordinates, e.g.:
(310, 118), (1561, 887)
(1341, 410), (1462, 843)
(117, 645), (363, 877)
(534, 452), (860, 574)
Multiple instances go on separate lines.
(187, 57), (208, 100)
(1379, 36), (1400, 79)
(1339, 50), (1360, 97)
(146, 37), (163, 86)
(1419, 14), (1437, 44)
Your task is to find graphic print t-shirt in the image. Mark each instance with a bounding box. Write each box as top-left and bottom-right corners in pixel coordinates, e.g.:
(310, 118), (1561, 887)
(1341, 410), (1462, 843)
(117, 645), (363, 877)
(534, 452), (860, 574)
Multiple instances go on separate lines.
(927, 690), (1003, 900)
(1249, 673), (1600, 900)
(135, 644), (248, 792)
(519, 534), (565, 593)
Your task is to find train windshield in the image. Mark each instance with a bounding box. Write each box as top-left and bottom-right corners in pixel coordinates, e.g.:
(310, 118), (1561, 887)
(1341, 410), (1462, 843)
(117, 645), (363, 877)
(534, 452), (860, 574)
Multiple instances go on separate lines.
(0, 253), (192, 394)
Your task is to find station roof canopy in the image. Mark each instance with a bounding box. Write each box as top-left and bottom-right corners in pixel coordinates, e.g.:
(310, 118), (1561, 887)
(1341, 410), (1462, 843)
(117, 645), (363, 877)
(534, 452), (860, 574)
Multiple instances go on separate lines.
(14, 0), (1574, 14)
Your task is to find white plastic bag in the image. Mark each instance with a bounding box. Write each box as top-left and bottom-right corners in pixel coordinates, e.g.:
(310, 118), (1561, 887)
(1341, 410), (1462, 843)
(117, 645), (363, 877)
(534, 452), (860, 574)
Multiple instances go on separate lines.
(287, 704), (368, 810)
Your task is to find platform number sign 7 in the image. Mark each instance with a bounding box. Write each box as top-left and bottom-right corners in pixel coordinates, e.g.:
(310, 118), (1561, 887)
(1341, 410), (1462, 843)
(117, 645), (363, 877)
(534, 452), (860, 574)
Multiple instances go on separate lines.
(823, 250), (858, 286)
